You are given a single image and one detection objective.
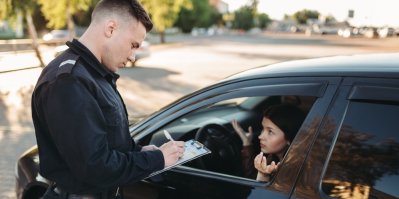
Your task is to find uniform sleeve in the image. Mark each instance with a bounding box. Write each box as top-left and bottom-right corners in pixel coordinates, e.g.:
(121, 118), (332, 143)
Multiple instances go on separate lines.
(42, 74), (164, 187)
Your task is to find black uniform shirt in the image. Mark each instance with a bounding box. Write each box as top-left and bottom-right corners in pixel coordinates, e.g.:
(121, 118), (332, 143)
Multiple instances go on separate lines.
(31, 39), (164, 194)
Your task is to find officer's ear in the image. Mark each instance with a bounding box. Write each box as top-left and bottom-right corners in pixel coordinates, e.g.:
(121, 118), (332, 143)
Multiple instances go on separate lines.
(105, 20), (117, 38)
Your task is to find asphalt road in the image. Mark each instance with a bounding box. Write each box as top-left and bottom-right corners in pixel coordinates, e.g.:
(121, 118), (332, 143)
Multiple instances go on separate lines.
(1, 32), (398, 198)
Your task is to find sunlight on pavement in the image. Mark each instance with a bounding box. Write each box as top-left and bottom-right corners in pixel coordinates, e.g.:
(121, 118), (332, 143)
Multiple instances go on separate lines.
(0, 46), (55, 72)
(138, 45), (278, 88)
(0, 67), (41, 199)
(0, 68), (42, 140)
(117, 76), (194, 116)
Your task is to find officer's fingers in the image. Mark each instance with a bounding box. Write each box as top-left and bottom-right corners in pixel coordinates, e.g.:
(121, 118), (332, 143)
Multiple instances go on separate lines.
(173, 141), (185, 147)
(164, 153), (180, 166)
(163, 141), (175, 147)
(176, 146), (185, 154)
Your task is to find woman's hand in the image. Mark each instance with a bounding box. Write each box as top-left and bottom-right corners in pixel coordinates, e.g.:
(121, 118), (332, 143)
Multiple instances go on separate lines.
(254, 152), (280, 175)
(232, 119), (253, 146)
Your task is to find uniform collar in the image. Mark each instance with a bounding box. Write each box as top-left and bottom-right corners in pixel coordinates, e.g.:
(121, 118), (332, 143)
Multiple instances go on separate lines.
(66, 39), (120, 80)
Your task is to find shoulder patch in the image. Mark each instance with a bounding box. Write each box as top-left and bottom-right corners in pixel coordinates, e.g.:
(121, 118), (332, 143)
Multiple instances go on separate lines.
(59, 59), (76, 67)
(56, 53), (80, 77)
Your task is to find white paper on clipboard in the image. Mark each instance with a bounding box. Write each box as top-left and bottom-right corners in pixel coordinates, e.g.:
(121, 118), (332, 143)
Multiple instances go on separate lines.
(146, 139), (211, 178)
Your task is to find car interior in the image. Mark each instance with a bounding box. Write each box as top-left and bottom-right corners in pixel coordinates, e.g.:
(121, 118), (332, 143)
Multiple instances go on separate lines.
(137, 95), (317, 180)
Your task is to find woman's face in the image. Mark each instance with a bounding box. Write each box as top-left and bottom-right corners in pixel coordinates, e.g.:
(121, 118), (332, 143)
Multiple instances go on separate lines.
(258, 117), (289, 155)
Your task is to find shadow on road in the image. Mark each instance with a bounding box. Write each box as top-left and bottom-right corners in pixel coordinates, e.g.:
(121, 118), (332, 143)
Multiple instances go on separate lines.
(117, 66), (199, 116)
(0, 86), (36, 199)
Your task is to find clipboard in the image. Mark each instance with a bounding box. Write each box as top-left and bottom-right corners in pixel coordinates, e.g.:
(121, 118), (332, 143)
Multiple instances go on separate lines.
(146, 139), (211, 178)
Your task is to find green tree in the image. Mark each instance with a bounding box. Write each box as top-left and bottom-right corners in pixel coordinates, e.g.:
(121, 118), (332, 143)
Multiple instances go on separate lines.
(38, 0), (92, 39)
(140, 0), (191, 43)
(175, 0), (216, 33)
(0, 0), (10, 19)
(257, 13), (271, 29)
(293, 9), (319, 24)
(250, 0), (259, 16)
(0, 0), (45, 67)
(232, 6), (254, 31)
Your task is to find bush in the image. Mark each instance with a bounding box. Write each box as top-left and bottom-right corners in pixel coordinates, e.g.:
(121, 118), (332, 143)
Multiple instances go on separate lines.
(0, 31), (17, 40)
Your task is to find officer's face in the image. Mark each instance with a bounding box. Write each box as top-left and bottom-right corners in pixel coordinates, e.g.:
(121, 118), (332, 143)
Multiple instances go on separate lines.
(102, 17), (146, 72)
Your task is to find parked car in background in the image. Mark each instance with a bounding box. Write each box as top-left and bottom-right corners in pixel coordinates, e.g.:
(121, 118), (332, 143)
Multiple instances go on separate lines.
(337, 27), (362, 38)
(363, 27), (379, 38)
(42, 30), (69, 44)
(42, 28), (86, 45)
(15, 53), (399, 199)
(377, 27), (395, 38)
(305, 24), (339, 35)
(132, 40), (150, 65)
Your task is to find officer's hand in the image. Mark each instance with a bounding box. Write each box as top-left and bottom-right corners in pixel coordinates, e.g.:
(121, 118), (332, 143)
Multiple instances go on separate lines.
(159, 141), (185, 167)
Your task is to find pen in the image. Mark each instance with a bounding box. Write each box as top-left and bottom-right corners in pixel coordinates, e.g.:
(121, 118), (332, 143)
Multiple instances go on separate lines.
(163, 130), (174, 142)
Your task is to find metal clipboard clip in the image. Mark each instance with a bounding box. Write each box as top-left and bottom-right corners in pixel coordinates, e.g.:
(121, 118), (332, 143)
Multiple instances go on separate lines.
(191, 140), (204, 149)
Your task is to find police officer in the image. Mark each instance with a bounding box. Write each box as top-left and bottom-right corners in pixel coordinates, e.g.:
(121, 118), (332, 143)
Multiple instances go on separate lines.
(31, 0), (185, 198)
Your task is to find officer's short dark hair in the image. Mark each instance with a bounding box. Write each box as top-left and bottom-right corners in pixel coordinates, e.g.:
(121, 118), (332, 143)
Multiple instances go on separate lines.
(92, 0), (153, 32)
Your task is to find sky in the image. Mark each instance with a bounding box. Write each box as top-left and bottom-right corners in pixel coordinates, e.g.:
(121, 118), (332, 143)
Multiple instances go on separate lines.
(223, 0), (399, 27)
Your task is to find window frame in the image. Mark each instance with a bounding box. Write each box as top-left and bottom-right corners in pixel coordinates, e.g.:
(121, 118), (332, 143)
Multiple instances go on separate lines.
(318, 77), (399, 198)
(132, 77), (341, 194)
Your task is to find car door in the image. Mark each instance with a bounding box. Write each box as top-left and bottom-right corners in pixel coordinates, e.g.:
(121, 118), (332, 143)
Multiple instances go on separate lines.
(293, 77), (399, 199)
(124, 77), (341, 199)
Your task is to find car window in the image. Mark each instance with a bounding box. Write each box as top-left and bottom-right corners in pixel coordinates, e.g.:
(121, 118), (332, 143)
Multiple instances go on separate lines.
(322, 100), (399, 198)
(212, 97), (248, 107)
(160, 95), (316, 180)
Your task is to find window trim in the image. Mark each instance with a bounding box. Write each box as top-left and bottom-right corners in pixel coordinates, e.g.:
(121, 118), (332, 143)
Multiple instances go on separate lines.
(135, 81), (329, 189)
(348, 85), (399, 102)
(167, 165), (267, 187)
(321, 83), (399, 198)
(135, 82), (327, 140)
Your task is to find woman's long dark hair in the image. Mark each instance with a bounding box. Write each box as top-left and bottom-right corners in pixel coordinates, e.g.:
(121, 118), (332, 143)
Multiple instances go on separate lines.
(262, 104), (306, 163)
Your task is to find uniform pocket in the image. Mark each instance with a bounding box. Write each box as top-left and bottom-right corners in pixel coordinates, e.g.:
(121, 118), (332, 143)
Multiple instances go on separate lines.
(101, 106), (122, 126)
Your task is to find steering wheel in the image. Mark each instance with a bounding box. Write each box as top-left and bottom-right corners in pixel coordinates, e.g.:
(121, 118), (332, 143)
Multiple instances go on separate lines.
(195, 123), (242, 176)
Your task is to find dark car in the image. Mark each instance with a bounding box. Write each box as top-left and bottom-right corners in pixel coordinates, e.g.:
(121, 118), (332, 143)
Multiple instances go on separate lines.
(42, 28), (86, 45)
(15, 53), (399, 199)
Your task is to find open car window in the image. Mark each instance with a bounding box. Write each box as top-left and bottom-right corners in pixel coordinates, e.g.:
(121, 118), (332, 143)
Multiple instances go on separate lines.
(152, 95), (317, 180)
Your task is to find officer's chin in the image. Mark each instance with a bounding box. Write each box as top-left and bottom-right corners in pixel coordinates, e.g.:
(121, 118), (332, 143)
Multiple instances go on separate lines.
(105, 65), (120, 73)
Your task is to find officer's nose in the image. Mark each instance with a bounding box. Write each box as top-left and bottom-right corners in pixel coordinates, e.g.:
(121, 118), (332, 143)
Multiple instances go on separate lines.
(128, 53), (135, 63)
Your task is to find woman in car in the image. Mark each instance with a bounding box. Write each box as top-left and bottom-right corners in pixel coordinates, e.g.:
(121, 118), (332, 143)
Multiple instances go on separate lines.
(232, 104), (306, 181)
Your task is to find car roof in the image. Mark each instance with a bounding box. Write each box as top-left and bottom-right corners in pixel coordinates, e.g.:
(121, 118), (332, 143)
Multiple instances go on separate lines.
(225, 53), (399, 81)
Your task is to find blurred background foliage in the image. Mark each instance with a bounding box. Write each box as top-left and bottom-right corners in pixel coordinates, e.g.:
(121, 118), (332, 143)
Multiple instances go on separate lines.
(0, 0), (273, 40)
(140, 0), (192, 43)
(0, 0), (276, 65)
(174, 0), (222, 33)
(0, 0), (336, 69)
